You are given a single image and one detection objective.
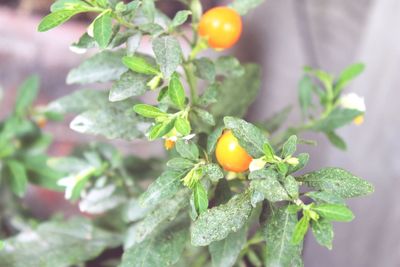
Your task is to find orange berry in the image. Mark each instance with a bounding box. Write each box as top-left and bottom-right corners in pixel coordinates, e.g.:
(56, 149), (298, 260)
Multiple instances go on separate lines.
(37, 117), (47, 128)
(198, 6), (242, 49)
(215, 130), (252, 172)
(164, 139), (176, 150)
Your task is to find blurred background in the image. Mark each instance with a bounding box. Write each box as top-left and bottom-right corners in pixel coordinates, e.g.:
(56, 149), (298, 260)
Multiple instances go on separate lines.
(0, 0), (399, 266)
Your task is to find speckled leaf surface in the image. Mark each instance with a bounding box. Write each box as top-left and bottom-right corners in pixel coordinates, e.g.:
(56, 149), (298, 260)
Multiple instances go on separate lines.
(209, 225), (247, 267)
(70, 100), (149, 140)
(120, 224), (188, 267)
(133, 189), (190, 244)
(139, 170), (186, 207)
(250, 170), (290, 202)
(298, 167), (374, 198)
(109, 71), (150, 102)
(264, 206), (303, 267)
(152, 36), (182, 79)
(67, 50), (127, 84)
(0, 218), (121, 267)
(191, 191), (252, 246)
(223, 117), (268, 158)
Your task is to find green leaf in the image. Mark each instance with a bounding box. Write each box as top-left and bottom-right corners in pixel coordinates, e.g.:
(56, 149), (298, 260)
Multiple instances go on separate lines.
(175, 117), (191, 136)
(248, 168), (277, 180)
(312, 108), (363, 132)
(193, 57), (216, 82)
(250, 190), (264, 207)
(306, 191), (345, 205)
(140, 170), (186, 207)
(0, 218), (121, 267)
(67, 50), (127, 84)
(167, 158), (195, 171)
(263, 106), (292, 134)
(139, 23), (164, 36)
(281, 135), (297, 158)
(298, 167), (374, 198)
(133, 104), (167, 118)
(175, 140), (199, 161)
(198, 84), (218, 107)
(291, 215), (310, 245)
(276, 162), (288, 176)
(148, 120), (175, 140)
(249, 170), (290, 202)
(326, 131), (347, 150)
(229, 0), (264, 15)
(264, 206), (303, 267)
(46, 89), (108, 114)
(95, 0), (108, 8)
(335, 63), (365, 95)
(157, 86), (169, 102)
(312, 204), (354, 222)
(193, 182), (208, 214)
(120, 223), (188, 267)
(193, 108), (215, 126)
(215, 56), (245, 77)
(93, 12), (113, 48)
(126, 32), (142, 55)
(282, 175), (299, 199)
(15, 75), (40, 116)
(133, 190), (190, 243)
(191, 191), (252, 246)
(50, 0), (91, 12)
(170, 10), (191, 28)
(38, 10), (79, 32)
(152, 36), (182, 79)
(70, 32), (95, 52)
(311, 219), (334, 249)
(207, 126), (224, 155)
(110, 71), (149, 101)
(168, 73), (186, 109)
(6, 160), (28, 197)
(299, 76), (313, 116)
(70, 100), (148, 140)
(263, 143), (275, 161)
(203, 163), (224, 182)
(122, 55), (159, 75)
(211, 64), (261, 122)
(182, 167), (203, 189)
(307, 69), (334, 92)
(141, 0), (156, 22)
(22, 155), (63, 190)
(123, 198), (151, 223)
(209, 225), (247, 267)
(79, 184), (126, 214)
(223, 117), (267, 158)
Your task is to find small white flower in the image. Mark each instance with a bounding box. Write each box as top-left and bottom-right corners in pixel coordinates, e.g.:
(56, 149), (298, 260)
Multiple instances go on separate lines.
(57, 167), (96, 199)
(340, 93), (366, 112)
(249, 158), (267, 172)
(163, 134), (196, 142)
(182, 134), (196, 141)
(57, 175), (78, 200)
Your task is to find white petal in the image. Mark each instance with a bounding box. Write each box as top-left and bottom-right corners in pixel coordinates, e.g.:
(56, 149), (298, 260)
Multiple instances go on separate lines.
(249, 158), (267, 172)
(340, 93), (366, 112)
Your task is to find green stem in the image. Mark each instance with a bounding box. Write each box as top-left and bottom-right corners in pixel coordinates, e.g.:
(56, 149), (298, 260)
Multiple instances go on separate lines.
(183, 63), (198, 104)
(113, 13), (136, 30)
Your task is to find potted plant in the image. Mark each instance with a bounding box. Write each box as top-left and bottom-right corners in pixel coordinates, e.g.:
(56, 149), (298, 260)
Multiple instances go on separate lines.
(0, 0), (373, 266)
